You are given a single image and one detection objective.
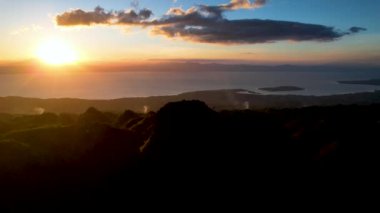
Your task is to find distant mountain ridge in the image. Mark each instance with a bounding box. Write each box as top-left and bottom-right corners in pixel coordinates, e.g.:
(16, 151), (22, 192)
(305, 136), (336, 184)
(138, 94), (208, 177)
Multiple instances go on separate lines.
(1, 60), (379, 73)
(1, 89), (380, 114)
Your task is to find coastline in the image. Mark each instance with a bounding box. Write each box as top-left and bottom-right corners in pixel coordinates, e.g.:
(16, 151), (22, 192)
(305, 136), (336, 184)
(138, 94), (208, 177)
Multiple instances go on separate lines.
(338, 79), (380, 86)
(1, 89), (380, 114)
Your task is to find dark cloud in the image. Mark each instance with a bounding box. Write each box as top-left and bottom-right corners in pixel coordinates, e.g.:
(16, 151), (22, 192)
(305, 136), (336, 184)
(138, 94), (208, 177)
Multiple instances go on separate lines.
(56, 6), (153, 26)
(55, 0), (366, 45)
(150, 2), (354, 44)
(349, 27), (367, 33)
(56, 6), (113, 26)
(152, 19), (347, 44)
(158, 6), (222, 26)
(56, 1), (267, 27)
(116, 8), (153, 24)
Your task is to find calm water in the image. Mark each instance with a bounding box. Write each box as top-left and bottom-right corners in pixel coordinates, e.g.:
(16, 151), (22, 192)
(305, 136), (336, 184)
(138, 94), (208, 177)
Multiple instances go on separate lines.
(1, 70), (380, 99)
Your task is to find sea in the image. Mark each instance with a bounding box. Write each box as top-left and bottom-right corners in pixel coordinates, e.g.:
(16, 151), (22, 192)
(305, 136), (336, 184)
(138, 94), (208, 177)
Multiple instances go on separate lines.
(1, 70), (380, 99)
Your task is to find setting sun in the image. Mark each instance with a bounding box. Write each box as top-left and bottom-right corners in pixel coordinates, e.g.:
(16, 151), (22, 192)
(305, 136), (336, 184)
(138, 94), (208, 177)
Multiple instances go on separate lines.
(36, 39), (78, 65)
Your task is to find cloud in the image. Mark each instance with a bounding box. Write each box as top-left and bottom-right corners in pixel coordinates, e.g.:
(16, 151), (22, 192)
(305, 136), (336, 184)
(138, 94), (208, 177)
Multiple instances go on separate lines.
(252, 0), (267, 8)
(55, 0), (366, 45)
(152, 19), (349, 44)
(162, 0), (267, 20)
(11, 24), (43, 35)
(221, 0), (268, 10)
(349, 27), (367, 33)
(56, 6), (153, 26)
(56, 6), (112, 26)
(150, 1), (357, 44)
(116, 8), (153, 24)
(131, 0), (139, 9)
(55, 1), (268, 27)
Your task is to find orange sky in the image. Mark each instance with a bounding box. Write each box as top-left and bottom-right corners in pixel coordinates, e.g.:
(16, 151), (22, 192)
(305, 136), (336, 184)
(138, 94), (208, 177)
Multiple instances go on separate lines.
(0, 0), (379, 66)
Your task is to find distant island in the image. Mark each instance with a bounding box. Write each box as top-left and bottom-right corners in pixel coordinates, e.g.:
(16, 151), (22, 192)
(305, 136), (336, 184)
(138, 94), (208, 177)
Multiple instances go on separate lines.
(259, 86), (305, 92)
(338, 79), (380, 86)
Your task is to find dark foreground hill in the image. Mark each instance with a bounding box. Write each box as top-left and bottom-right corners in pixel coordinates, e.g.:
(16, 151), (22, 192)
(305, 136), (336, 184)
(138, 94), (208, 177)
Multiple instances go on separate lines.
(0, 101), (380, 210)
(2, 89), (380, 114)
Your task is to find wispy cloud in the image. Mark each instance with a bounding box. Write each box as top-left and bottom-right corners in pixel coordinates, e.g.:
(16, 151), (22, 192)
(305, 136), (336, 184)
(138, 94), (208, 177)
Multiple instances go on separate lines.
(130, 0), (139, 9)
(55, 0), (366, 45)
(10, 24), (43, 35)
(221, 0), (267, 10)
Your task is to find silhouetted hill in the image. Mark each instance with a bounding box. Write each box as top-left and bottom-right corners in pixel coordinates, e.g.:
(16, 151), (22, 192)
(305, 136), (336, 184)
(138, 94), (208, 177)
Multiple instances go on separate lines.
(142, 101), (220, 173)
(78, 107), (114, 125)
(1, 101), (380, 210)
(115, 110), (140, 128)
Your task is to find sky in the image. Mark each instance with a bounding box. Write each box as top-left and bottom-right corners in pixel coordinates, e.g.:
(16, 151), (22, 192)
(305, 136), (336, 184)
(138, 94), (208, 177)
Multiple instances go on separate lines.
(0, 0), (379, 65)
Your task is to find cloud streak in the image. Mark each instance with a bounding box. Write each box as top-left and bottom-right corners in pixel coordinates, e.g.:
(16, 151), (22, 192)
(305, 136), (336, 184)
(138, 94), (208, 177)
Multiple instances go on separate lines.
(221, 0), (267, 10)
(55, 0), (366, 44)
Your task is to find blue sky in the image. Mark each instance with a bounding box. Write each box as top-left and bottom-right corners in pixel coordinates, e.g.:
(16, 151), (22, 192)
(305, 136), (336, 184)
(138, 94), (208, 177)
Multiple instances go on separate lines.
(0, 0), (379, 65)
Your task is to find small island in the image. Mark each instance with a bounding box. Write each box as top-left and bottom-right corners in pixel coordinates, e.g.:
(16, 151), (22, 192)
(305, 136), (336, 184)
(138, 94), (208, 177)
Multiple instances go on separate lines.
(338, 79), (380, 86)
(235, 89), (259, 95)
(259, 86), (305, 92)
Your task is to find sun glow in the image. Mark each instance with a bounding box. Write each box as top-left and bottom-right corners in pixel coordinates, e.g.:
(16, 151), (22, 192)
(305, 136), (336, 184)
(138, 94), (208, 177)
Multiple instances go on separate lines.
(36, 39), (78, 65)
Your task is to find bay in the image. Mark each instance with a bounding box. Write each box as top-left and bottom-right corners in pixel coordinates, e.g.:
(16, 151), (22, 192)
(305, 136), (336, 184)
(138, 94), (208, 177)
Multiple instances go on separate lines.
(1, 70), (380, 99)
